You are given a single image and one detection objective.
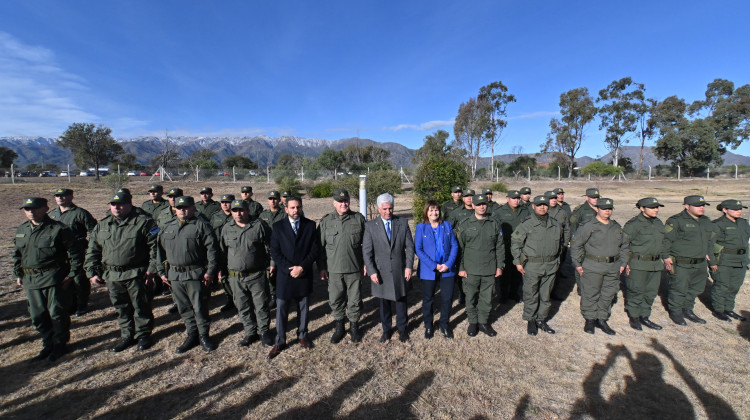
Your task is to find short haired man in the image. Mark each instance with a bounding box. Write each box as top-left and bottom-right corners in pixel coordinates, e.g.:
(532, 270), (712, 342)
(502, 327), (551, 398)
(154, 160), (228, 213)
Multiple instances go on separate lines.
(239, 186), (264, 219)
(211, 194), (236, 312)
(569, 187), (601, 295)
(710, 199), (750, 322)
(446, 189), (475, 228)
(492, 190), (530, 303)
(142, 184), (169, 220)
(196, 187), (221, 220)
(441, 186), (463, 217)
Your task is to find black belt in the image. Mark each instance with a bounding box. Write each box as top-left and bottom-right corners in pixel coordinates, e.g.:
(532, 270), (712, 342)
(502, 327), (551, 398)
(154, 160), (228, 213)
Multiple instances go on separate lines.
(722, 248), (747, 255)
(631, 254), (661, 261)
(585, 255), (618, 263)
(22, 266), (56, 274)
(172, 265), (203, 272)
(105, 264), (145, 272)
(526, 255), (559, 263)
(674, 256), (703, 265)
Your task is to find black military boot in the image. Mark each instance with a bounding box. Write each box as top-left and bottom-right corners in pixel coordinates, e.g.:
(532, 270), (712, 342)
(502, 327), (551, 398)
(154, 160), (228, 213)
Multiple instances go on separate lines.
(261, 331), (274, 347)
(639, 317), (662, 330)
(467, 323), (478, 337)
(349, 321), (362, 343)
(713, 311), (731, 322)
(34, 344), (54, 361)
(200, 335), (217, 352)
(683, 309), (706, 324)
(669, 311), (687, 326)
(330, 319), (346, 344)
(536, 320), (555, 334)
(527, 320), (538, 336)
(725, 311), (747, 321)
(176, 334), (199, 354)
(478, 323), (497, 337)
(220, 295), (235, 312)
(596, 319), (616, 335)
(584, 319), (596, 334)
(47, 343), (67, 362)
(238, 334), (258, 347)
(111, 337), (136, 353)
(628, 317), (642, 331)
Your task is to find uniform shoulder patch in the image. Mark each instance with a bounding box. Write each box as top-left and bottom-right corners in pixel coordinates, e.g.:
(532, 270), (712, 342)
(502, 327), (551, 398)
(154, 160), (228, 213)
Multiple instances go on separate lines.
(664, 224), (674, 233)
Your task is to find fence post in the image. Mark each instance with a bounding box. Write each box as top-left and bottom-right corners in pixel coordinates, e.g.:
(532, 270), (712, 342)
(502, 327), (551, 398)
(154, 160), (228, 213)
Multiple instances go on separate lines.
(359, 175), (367, 219)
(557, 166), (561, 181)
(735, 164), (738, 179)
(11, 163), (14, 184)
(267, 166), (270, 183)
(677, 165), (681, 180)
(707, 167), (710, 179)
(648, 165), (652, 181)
(233, 166), (236, 183)
(527, 167), (531, 182)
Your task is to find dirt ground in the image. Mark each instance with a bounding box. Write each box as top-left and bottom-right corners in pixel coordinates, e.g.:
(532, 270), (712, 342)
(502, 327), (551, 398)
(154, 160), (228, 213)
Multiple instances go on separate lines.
(1, 177), (749, 419)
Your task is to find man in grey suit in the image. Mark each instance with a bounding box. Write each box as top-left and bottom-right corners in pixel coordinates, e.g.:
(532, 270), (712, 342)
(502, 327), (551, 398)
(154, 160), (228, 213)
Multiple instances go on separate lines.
(363, 193), (415, 343)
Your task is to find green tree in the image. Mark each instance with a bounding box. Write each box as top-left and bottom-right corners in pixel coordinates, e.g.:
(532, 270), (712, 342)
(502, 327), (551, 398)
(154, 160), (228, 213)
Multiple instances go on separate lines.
(335, 170), (402, 217)
(454, 97), (492, 179)
(277, 153), (303, 170)
(581, 161), (620, 178)
(478, 81), (516, 174)
(542, 88), (597, 177)
(115, 153), (140, 171)
(150, 151), (181, 171)
(413, 131), (470, 220)
(343, 144), (392, 171)
(223, 155), (258, 169)
(0, 146), (18, 168)
(505, 155), (536, 178)
(412, 129), (464, 165)
(57, 123), (123, 181)
(689, 78), (750, 149)
(317, 148), (345, 180)
(597, 77), (645, 167)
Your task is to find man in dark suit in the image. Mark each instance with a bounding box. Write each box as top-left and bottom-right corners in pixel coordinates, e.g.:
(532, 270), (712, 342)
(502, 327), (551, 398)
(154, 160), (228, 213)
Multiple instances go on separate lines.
(363, 193), (415, 343)
(268, 196), (320, 359)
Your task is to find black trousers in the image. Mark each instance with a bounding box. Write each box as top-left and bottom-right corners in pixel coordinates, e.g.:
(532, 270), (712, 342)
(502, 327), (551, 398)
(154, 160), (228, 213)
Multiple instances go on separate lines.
(421, 274), (455, 329)
(275, 295), (309, 345)
(380, 296), (408, 333)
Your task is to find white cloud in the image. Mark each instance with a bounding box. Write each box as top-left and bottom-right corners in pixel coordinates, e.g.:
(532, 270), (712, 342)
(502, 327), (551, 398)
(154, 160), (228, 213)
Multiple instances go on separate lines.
(384, 120), (455, 131)
(509, 111), (559, 120)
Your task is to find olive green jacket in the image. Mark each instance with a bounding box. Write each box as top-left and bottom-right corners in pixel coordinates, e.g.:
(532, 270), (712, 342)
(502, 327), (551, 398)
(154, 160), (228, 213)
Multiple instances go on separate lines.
(157, 217), (219, 280)
(622, 213), (667, 271)
(441, 199), (461, 220)
(548, 205), (571, 243)
(142, 198), (169, 220)
(85, 212), (157, 281)
(664, 210), (718, 267)
(712, 215), (750, 267)
(317, 209), (366, 273)
(156, 207), (176, 229)
(491, 203), (530, 260)
(48, 205), (97, 242)
(14, 217), (83, 289)
(570, 218), (629, 272)
(456, 215), (505, 276)
(259, 209), (287, 231)
(220, 219), (273, 279)
(511, 215), (564, 266)
(196, 199), (221, 220)
(210, 211), (233, 237)
(447, 206), (474, 228)
(242, 198), (264, 219)
(569, 202), (597, 234)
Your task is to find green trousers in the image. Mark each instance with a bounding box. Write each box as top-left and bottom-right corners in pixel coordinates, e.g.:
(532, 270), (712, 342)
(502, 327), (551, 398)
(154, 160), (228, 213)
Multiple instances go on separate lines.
(328, 272), (362, 322)
(107, 278), (154, 339)
(522, 262), (558, 321)
(580, 266), (620, 320)
(26, 284), (69, 346)
(624, 269), (661, 318)
(710, 265), (747, 312)
(221, 275), (234, 302)
(172, 279), (211, 336)
(229, 273), (270, 336)
(668, 264), (707, 313)
(65, 271), (91, 313)
(463, 274), (495, 324)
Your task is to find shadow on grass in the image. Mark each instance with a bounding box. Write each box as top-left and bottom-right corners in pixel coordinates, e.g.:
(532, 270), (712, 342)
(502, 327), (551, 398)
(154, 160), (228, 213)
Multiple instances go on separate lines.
(185, 375), (296, 418)
(512, 393), (531, 420)
(739, 311), (750, 341)
(273, 369), (374, 419)
(570, 339), (739, 420)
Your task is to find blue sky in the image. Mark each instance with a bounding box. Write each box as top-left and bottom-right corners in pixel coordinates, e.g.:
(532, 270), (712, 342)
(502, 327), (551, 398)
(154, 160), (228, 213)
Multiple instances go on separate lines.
(1, 1), (749, 158)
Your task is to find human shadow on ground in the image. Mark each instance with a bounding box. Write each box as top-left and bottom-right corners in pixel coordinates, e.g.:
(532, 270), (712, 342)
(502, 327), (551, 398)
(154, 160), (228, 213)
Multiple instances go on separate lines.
(569, 339), (740, 420)
(512, 394), (531, 420)
(272, 369), (374, 419)
(185, 375), (297, 419)
(344, 370), (435, 419)
(738, 310), (750, 341)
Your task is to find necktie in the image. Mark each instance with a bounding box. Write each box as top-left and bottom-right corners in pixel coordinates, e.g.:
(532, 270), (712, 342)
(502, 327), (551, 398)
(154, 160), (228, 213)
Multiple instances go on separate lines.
(385, 220), (391, 242)
(293, 220), (299, 235)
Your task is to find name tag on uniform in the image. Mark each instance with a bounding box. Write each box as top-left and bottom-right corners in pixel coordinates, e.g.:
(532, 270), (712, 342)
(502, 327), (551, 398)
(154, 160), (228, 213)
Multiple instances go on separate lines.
(16, 233), (25, 237)
(685, 223), (696, 228)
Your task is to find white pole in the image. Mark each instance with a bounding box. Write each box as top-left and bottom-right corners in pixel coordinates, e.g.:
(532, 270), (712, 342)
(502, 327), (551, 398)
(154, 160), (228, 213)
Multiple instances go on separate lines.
(233, 166), (236, 183)
(707, 167), (710, 179)
(527, 167), (531, 181)
(11, 163), (14, 184)
(195, 166), (199, 182)
(267, 166), (270, 183)
(558, 166), (561, 181)
(67, 164), (71, 183)
(117, 164), (120, 175)
(301, 166), (304, 182)
(677, 165), (681, 180)
(648, 165), (652, 181)
(735, 164), (738, 179)
(359, 175), (367, 218)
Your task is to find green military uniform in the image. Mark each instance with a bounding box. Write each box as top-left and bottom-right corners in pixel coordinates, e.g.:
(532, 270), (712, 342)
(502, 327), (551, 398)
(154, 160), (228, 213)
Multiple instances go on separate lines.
(157, 197), (219, 340)
(447, 189), (475, 228)
(491, 191), (530, 302)
(142, 184), (169, 220)
(547, 204), (571, 243)
(85, 196), (157, 342)
(210, 194), (236, 307)
(511, 196), (564, 325)
(318, 198), (366, 325)
(481, 188), (503, 215)
(14, 199), (83, 356)
(196, 199), (221, 220)
(157, 207), (177, 229)
(569, 188), (601, 293)
(441, 199), (462, 220)
(258, 192), (287, 301)
(519, 187), (532, 211)
(48, 192), (97, 312)
(710, 200), (750, 316)
(570, 199), (629, 324)
(622, 198), (667, 321)
(664, 196), (717, 318)
(210, 210), (233, 234)
(220, 208), (273, 341)
(456, 195), (505, 327)
(240, 186), (264, 219)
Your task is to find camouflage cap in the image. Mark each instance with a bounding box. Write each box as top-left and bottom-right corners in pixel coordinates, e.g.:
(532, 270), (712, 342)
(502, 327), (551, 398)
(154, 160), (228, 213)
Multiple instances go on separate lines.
(462, 189), (475, 197)
(21, 197), (48, 209)
(231, 199), (249, 210)
(596, 197), (614, 209)
(481, 188), (493, 195)
(148, 184), (163, 192)
(585, 188), (600, 198)
(240, 186), (253, 193)
(533, 195), (550, 206)
(506, 190), (521, 199)
(333, 189), (350, 202)
(472, 194), (488, 205)
(520, 187), (531, 195)
(636, 197), (664, 208)
(268, 190), (281, 199)
(684, 195), (708, 206)
(553, 187), (565, 194)
(199, 187), (213, 194)
(166, 187), (183, 197)
(451, 186), (463, 193)
(281, 190), (292, 197)
(109, 193), (132, 204)
(220, 194), (235, 202)
(54, 188), (73, 196)
(717, 199), (747, 211)
(175, 196), (195, 208)
(543, 191), (557, 200)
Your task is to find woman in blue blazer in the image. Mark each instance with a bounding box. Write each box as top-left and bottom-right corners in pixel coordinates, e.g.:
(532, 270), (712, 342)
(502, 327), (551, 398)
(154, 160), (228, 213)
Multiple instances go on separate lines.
(415, 200), (459, 339)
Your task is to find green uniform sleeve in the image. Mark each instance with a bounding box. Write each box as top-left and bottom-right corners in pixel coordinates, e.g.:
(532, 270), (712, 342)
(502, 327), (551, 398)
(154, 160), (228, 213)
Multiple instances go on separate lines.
(510, 222), (527, 266)
(570, 222), (593, 268)
(84, 224), (104, 278)
(60, 225), (84, 278)
(495, 221), (505, 271)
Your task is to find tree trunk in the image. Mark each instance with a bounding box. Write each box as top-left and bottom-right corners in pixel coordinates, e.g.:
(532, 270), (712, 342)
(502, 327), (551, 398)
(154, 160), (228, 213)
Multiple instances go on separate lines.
(637, 134), (646, 179)
(613, 148), (619, 168)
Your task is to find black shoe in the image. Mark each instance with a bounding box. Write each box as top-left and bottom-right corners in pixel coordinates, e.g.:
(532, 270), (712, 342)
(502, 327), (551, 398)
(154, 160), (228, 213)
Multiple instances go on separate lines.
(268, 296), (277, 309)
(527, 321), (538, 336)
(379, 330), (392, 343)
(200, 335), (217, 352)
(330, 320), (346, 344)
(34, 345), (53, 361)
(683, 309), (706, 324)
(669, 312), (687, 326)
(47, 344), (67, 362)
(440, 326), (453, 339)
(261, 331), (274, 347)
(267, 344), (283, 360)
(176, 335), (199, 354)
(137, 335), (154, 351)
(629, 317), (642, 331)
(220, 302), (235, 312)
(713, 311), (731, 322)
(238, 334), (258, 347)
(111, 337), (135, 353)
(640, 317), (662, 330)
(478, 323), (497, 337)
(424, 328), (434, 339)
(726, 311), (747, 321)
(536, 321), (555, 334)
(467, 323), (478, 337)
(349, 321), (362, 343)
(584, 319), (596, 334)
(596, 319), (616, 335)
(74, 305), (88, 317)
(398, 330), (409, 343)
(161, 288), (171, 296)
(168, 304), (179, 314)
(576, 288), (582, 296)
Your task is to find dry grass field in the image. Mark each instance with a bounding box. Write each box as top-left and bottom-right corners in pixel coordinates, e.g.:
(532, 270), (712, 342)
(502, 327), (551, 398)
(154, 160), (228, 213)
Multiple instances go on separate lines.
(1, 177), (749, 419)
